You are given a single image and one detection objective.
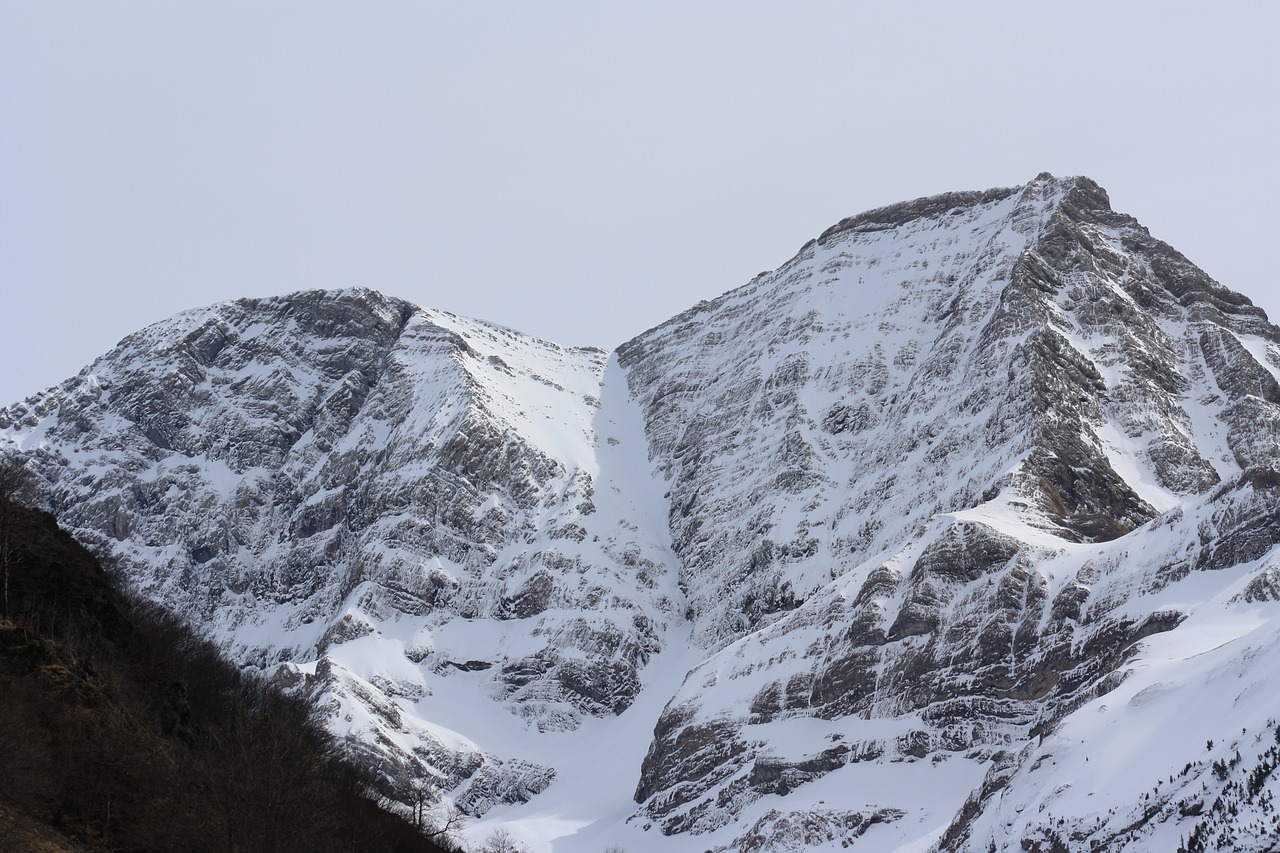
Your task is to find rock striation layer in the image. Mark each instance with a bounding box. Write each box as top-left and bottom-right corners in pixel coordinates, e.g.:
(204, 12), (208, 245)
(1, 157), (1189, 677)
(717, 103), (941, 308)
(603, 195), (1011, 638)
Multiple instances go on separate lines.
(4, 174), (1280, 852)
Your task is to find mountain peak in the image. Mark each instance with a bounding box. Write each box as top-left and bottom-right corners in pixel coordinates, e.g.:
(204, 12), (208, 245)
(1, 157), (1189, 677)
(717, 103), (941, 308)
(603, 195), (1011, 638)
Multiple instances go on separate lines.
(815, 172), (1110, 247)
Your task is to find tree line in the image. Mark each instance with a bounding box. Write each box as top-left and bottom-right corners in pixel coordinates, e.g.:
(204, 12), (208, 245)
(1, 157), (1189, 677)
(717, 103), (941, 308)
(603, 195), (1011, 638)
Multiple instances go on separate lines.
(0, 456), (457, 852)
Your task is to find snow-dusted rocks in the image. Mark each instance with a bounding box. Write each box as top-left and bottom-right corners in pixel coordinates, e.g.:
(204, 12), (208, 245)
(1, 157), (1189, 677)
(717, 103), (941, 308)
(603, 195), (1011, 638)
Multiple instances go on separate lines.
(0, 288), (682, 818)
(5, 174), (1280, 851)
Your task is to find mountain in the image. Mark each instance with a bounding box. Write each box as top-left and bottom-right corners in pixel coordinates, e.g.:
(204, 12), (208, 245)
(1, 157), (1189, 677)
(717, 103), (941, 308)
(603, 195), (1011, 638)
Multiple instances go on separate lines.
(3, 173), (1280, 852)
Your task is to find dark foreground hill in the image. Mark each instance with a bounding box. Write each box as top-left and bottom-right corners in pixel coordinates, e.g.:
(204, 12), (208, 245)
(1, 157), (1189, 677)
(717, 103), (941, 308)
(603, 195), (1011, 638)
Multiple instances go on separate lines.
(0, 489), (456, 853)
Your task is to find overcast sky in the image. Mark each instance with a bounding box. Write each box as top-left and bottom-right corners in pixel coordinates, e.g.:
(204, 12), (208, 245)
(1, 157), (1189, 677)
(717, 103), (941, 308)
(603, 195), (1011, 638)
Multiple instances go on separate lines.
(2, 2), (1277, 405)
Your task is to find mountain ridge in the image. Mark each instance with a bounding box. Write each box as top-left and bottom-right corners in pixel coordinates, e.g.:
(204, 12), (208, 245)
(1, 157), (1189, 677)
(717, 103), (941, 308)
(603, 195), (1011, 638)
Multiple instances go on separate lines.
(4, 173), (1280, 851)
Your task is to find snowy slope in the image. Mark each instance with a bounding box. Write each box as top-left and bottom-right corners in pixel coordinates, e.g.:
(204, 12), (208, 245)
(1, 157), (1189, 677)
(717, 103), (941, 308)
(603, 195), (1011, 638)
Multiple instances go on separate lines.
(4, 174), (1280, 852)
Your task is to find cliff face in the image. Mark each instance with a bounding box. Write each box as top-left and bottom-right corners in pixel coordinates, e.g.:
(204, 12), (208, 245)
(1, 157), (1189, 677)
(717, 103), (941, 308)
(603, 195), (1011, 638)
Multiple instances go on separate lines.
(617, 175), (1280, 848)
(5, 174), (1280, 851)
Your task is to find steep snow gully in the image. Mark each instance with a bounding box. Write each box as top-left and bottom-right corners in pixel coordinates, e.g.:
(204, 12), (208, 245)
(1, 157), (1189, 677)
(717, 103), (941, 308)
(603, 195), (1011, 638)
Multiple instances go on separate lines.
(5, 174), (1280, 851)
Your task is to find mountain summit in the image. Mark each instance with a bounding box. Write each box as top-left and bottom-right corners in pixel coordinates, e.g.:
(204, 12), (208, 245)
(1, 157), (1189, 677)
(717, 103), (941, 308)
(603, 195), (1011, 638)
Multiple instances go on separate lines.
(5, 174), (1280, 851)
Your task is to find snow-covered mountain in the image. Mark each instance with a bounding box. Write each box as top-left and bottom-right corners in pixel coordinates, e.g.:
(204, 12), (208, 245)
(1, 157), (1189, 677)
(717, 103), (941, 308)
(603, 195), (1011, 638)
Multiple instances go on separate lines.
(4, 173), (1280, 852)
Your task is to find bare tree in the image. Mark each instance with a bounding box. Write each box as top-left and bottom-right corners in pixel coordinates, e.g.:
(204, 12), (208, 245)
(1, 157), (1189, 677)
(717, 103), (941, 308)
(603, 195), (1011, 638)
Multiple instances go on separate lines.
(394, 761), (467, 845)
(423, 799), (465, 847)
(404, 773), (434, 831)
(478, 827), (528, 853)
(0, 453), (36, 617)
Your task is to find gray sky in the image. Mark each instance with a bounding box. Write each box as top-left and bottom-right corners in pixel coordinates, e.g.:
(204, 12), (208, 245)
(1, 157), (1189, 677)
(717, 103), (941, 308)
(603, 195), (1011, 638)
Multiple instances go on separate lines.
(2, 2), (1277, 405)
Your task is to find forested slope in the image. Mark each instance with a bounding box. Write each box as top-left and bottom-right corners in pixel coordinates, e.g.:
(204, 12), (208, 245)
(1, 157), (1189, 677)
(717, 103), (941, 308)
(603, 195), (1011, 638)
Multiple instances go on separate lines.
(0, 487), (456, 852)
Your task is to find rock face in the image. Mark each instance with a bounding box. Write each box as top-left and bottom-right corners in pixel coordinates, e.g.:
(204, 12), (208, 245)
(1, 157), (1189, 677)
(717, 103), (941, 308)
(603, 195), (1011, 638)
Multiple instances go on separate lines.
(5, 174), (1280, 852)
